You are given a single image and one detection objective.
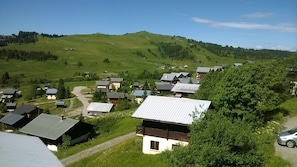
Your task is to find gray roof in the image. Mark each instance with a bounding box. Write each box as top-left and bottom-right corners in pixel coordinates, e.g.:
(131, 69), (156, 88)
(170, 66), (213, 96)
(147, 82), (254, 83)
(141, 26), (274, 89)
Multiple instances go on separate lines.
(13, 105), (37, 115)
(0, 132), (64, 167)
(20, 114), (79, 140)
(87, 102), (114, 113)
(110, 78), (123, 83)
(211, 66), (223, 71)
(234, 63), (243, 67)
(155, 82), (173, 91)
(2, 88), (16, 95)
(171, 72), (190, 78)
(161, 73), (178, 82)
(178, 77), (199, 84)
(6, 102), (17, 107)
(96, 88), (109, 93)
(106, 92), (128, 99)
(46, 88), (58, 95)
(96, 80), (109, 86)
(0, 113), (24, 125)
(171, 83), (200, 94)
(132, 96), (211, 125)
(55, 101), (65, 106)
(196, 67), (211, 73)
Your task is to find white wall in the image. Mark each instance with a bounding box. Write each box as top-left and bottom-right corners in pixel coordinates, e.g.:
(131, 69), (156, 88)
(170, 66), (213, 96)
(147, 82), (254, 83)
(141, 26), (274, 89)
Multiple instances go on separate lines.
(142, 135), (188, 154)
(47, 95), (56, 100)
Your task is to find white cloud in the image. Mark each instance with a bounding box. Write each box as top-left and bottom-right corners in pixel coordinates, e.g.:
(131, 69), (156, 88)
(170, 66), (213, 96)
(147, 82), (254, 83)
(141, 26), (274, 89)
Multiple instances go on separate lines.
(192, 17), (297, 33)
(242, 12), (275, 18)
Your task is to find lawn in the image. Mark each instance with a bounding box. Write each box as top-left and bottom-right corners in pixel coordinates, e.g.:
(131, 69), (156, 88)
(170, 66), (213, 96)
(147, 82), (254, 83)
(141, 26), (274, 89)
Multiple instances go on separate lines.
(55, 108), (141, 159)
(68, 137), (168, 167)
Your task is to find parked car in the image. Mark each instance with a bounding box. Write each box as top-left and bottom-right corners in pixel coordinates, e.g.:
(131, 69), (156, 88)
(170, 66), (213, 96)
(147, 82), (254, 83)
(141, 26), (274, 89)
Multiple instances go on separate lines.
(277, 127), (297, 148)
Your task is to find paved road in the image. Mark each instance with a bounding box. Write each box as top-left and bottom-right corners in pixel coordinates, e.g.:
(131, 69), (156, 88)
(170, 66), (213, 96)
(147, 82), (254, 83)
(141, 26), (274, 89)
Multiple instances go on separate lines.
(61, 132), (135, 166)
(275, 116), (297, 167)
(70, 86), (90, 117)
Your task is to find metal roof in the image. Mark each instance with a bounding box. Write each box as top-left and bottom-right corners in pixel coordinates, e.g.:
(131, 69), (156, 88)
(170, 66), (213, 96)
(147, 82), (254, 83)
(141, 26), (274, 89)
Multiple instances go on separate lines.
(160, 73), (177, 81)
(110, 78), (123, 82)
(0, 113), (24, 125)
(155, 82), (173, 91)
(3, 88), (16, 95)
(132, 96), (211, 125)
(20, 114), (79, 140)
(178, 78), (199, 84)
(196, 67), (211, 73)
(0, 132), (64, 167)
(13, 105), (37, 115)
(171, 83), (200, 94)
(6, 102), (17, 107)
(96, 80), (109, 86)
(87, 102), (114, 113)
(133, 90), (151, 97)
(46, 88), (58, 94)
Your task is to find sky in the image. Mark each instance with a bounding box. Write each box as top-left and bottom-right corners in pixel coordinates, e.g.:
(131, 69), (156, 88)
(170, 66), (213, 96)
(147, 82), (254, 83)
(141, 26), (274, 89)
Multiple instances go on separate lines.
(0, 0), (296, 51)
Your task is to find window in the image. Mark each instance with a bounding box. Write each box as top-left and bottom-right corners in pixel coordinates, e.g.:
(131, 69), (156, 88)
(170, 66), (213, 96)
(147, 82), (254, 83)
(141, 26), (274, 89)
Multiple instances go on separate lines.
(150, 141), (159, 150)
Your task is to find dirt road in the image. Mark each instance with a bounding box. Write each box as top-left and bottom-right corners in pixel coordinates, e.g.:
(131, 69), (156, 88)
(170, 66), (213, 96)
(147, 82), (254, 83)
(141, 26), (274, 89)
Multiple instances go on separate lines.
(68, 86), (90, 117)
(275, 116), (297, 167)
(61, 132), (135, 166)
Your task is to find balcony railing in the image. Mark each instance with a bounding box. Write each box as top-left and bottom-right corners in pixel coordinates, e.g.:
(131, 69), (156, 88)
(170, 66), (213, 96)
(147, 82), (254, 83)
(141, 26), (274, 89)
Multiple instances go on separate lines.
(135, 125), (189, 142)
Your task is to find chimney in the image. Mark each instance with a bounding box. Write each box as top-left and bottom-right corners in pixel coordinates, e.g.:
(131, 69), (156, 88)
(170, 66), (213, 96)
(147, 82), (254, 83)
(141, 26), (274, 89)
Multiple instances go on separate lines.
(61, 115), (66, 121)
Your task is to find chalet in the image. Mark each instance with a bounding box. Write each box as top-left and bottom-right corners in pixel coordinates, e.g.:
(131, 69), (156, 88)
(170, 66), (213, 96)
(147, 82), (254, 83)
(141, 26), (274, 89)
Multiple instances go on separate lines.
(6, 102), (17, 112)
(133, 90), (151, 104)
(155, 82), (173, 94)
(106, 92), (128, 105)
(0, 113), (28, 131)
(13, 104), (41, 119)
(171, 72), (191, 79)
(178, 77), (199, 84)
(96, 80), (109, 89)
(87, 102), (114, 115)
(0, 132), (64, 167)
(55, 101), (65, 108)
(196, 67), (211, 79)
(46, 88), (58, 100)
(131, 82), (144, 90)
(20, 114), (94, 152)
(132, 96), (211, 154)
(0, 105), (41, 130)
(109, 78), (123, 90)
(160, 73), (179, 84)
(1, 88), (17, 102)
(171, 83), (200, 98)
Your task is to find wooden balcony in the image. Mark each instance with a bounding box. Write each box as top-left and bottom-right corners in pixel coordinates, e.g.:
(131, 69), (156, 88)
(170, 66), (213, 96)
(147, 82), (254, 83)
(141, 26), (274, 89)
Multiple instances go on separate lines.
(136, 125), (189, 142)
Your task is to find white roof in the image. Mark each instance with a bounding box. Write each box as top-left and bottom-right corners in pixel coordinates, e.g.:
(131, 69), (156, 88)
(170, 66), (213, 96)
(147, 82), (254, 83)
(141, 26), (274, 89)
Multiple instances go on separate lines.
(0, 132), (64, 167)
(132, 96), (211, 125)
(171, 83), (200, 94)
(87, 102), (113, 113)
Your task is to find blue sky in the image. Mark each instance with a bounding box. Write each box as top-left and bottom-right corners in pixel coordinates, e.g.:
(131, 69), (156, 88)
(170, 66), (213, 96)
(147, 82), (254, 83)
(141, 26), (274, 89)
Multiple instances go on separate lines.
(0, 0), (296, 51)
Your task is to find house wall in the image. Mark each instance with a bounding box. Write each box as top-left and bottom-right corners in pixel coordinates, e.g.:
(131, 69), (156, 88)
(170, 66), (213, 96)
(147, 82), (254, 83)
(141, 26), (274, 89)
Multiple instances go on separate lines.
(109, 83), (121, 90)
(96, 85), (108, 89)
(47, 95), (56, 100)
(134, 97), (144, 104)
(142, 135), (188, 154)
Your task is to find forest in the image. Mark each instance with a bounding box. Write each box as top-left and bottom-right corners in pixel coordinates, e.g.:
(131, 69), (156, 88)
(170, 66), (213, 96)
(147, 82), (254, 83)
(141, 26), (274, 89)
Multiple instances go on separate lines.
(0, 49), (58, 61)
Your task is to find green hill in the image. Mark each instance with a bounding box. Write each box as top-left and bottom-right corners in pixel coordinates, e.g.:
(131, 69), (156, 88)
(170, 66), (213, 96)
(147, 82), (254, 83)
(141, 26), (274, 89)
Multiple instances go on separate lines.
(0, 31), (294, 85)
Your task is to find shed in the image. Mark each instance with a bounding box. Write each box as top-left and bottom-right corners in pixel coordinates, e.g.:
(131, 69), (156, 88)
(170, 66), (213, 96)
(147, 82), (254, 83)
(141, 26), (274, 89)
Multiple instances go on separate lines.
(87, 102), (114, 115)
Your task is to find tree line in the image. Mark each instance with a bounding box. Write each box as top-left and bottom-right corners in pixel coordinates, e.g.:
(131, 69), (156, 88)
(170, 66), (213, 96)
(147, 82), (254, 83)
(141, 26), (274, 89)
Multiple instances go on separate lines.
(0, 31), (38, 46)
(0, 49), (58, 61)
(151, 42), (194, 60)
(164, 59), (294, 167)
(187, 39), (293, 60)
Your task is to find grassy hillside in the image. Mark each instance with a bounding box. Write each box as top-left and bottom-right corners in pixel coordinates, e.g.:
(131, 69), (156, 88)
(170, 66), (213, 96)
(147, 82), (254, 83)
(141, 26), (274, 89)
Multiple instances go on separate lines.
(0, 31), (244, 84)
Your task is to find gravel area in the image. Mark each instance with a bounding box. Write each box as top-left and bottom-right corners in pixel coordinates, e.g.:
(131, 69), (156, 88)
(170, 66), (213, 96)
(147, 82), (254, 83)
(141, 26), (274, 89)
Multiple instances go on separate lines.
(275, 116), (297, 167)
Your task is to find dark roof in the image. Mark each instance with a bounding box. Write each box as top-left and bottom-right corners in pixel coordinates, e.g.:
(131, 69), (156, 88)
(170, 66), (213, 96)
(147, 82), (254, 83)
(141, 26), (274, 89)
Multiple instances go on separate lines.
(196, 67), (211, 73)
(13, 105), (37, 115)
(20, 114), (79, 140)
(3, 89), (16, 95)
(160, 73), (178, 82)
(155, 82), (173, 91)
(0, 113), (25, 125)
(132, 82), (144, 87)
(106, 92), (128, 99)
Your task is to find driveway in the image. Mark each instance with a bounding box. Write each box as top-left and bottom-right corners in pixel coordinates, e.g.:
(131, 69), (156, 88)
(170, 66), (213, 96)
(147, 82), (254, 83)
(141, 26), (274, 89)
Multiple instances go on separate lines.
(275, 116), (297, 167)
(70, 86), (90, 117)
